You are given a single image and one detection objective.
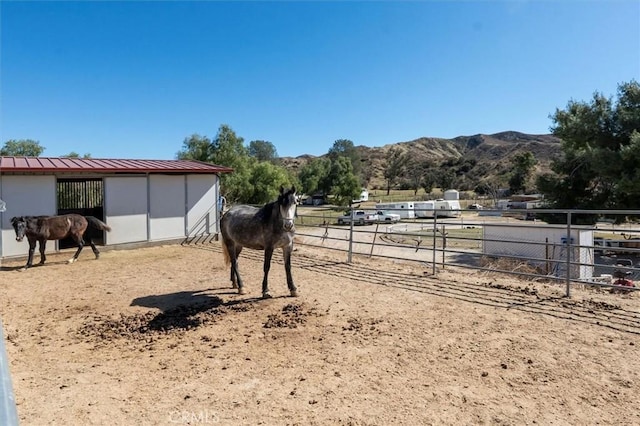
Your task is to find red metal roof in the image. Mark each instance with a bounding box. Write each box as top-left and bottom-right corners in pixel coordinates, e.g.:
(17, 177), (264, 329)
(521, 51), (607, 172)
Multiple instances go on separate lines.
(0, 156), (233, 174)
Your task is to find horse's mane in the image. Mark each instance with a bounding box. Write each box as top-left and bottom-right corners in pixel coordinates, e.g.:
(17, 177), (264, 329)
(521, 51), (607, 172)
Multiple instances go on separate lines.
(12, 215), (46, 224)
(257, 201), (278, 224)
(257, 189), (294, 224)
(251, 187), (296, 225)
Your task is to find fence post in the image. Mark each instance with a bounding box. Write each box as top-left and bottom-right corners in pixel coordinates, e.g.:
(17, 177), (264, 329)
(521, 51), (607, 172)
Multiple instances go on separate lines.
(347, 204), (354, 263)
(565, 211), (572, 298)
(441, 224), (447, 270)
(0, 319), (18, 426)
(369, 223), (380, 258)
(432, 212), (438, 275)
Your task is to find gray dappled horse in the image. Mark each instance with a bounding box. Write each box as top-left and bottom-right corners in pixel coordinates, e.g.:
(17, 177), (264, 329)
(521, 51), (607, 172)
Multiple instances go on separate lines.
(220, 186), (298, 298)
(11, 214), (111, 270)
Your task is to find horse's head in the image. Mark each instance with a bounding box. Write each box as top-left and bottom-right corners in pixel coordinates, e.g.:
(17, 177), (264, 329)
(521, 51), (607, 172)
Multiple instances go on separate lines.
(10, 217), (27, 242)
(278, 185), (297, 232)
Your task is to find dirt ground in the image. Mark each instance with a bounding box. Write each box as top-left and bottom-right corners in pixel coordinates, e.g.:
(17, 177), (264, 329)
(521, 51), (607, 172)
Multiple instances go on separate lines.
(1, 240), (639, 425)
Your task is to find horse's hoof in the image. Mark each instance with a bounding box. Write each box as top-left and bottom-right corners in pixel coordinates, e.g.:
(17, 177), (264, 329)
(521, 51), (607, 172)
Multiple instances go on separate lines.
(238, 288), (246, 295)
(67, 259), (75, 264)
(262, 292), (273, 299)
(290, 290), (298, 297)
(19, 267), (27, 272)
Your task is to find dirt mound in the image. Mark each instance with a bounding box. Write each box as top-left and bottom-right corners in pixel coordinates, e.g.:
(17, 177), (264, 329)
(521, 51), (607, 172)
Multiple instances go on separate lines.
(263, 302), (319, 328)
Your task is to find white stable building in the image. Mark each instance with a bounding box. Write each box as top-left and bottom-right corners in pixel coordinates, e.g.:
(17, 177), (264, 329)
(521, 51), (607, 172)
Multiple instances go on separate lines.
(0, 156), (232, 260)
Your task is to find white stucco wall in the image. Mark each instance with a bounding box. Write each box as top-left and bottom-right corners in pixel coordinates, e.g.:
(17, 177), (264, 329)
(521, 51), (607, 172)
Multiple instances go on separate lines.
(104, 174), (218, 244)
(104, 176), (148, 244)
(0, 175), (57, 258)
(149, 175), (186, 241)
(186, 174), (218, 237)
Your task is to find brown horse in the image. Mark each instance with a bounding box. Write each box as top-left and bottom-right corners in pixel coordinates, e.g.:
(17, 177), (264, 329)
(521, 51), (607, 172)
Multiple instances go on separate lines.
(10, 214), (111, 270)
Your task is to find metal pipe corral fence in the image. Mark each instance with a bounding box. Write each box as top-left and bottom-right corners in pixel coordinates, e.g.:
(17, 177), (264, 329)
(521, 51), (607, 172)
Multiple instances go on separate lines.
(0, 319), (18, 426)
(294, 207), (640, 297)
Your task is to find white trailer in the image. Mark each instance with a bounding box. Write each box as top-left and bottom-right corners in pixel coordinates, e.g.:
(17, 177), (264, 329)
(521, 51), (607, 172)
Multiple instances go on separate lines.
(414, 199), (461, 218)
(375, 202), (415, 219)
(414, 201), (436, 218)
(434, 199), (462, 218)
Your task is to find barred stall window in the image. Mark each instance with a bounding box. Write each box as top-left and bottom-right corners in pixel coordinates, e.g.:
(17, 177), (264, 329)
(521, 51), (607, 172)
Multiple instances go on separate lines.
(57, 179), (106, 247)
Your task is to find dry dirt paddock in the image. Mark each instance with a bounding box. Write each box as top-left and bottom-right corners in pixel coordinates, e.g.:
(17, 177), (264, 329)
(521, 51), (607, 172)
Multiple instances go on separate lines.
(1, 241), (639, 425)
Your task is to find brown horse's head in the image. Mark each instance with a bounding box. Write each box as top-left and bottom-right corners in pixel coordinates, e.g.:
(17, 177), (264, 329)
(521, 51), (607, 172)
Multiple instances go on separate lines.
(10, 217), (27, 242)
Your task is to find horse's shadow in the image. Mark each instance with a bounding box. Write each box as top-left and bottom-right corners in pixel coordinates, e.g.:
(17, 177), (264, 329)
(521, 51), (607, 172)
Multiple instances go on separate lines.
(131, 289), (221, 312)
(129, 288), (268, 332)
(0, 265), (25, 272)
(130, 290), (223, 331)
(1, 258), (93, 271)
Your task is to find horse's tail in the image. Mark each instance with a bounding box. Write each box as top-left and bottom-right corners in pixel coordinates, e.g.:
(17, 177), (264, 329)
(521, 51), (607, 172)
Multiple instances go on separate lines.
(85, 216), (112, 232)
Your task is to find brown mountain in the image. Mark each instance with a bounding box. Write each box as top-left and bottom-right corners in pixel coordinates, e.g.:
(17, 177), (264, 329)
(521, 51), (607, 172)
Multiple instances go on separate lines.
(280, 131), (563, 191)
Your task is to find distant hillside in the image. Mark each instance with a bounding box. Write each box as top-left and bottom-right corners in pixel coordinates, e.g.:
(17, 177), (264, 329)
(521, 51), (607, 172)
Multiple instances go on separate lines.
(280, 131), (563, 191)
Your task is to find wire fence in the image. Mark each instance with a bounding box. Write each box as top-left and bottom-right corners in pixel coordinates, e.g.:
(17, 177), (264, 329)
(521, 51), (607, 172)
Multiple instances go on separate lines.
(294, 206), (640, 297)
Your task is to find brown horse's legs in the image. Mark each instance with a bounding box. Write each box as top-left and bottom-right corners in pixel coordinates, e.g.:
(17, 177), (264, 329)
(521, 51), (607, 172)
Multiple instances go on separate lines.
(86, 236), (101, 259)
(283, 245), (297, 297)
(24, 238), (37, 269)
(261, 247), (274, 298)
(68, 236), (85, 264)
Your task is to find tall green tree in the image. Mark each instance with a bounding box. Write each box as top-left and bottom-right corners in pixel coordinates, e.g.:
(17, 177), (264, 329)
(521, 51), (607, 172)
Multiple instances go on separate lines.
(297, 155), (359, 205)
(298, 157), (332, 196)
(537, 80), (640, 209)
(436, 167), (456, 192)
(328, 139), (362, 181)
(384, 148), (404, 195)
(404, 158), (436, 196)
(176, 134), (213, 161)
(404, 155), (423, 196)
(247, 161), (293, 204)
(211, 124), (248, 169)
(175, 125), (296, 204)
(508, 151), (537, 194)
(248, 140), (279, 163)
(1, 139), (45, 156)
(421, 169), (437, 196)
(328, 156), (360, 206)
(209, 125), (253, 203)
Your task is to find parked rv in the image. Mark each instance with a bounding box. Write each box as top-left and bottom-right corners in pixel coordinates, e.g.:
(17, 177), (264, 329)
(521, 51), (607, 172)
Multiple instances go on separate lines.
(414, 199), (461, 218)
(374, 202), (415, 219)
(414, 201), (435, 218)
(434, 199), (462, 217)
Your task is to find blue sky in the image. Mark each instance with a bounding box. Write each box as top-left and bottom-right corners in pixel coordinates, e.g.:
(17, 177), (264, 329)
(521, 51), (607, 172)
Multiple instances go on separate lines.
(1, 1), (639, 160)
